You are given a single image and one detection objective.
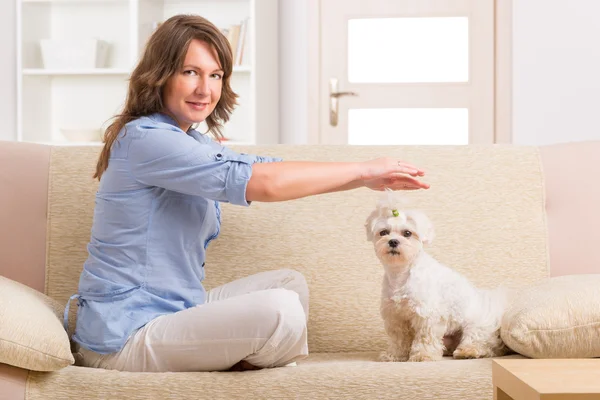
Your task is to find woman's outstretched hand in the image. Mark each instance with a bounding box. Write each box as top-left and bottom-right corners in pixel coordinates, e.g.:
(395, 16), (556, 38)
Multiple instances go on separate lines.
(360, 158), (430, 191)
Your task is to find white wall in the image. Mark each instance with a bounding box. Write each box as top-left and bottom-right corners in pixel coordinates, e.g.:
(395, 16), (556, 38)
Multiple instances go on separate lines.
(278, 1), (309, 144)
(1, 0), (16, 141)
(512, 0), (600, 145)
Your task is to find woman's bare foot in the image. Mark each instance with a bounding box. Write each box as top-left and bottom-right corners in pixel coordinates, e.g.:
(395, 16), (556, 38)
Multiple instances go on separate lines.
(228, 360), (263, 372)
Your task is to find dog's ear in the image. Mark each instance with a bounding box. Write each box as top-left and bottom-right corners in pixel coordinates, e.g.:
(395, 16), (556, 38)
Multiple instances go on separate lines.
(364, 209), (378, 241)
(405, 210), (435, 245)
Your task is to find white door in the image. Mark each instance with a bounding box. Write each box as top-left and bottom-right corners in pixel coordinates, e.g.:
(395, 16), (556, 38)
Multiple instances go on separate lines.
(319, 0), (495, 145)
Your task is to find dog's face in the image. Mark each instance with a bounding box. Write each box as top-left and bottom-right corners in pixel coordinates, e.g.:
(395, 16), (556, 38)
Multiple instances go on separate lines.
(365, 201), (434, 271)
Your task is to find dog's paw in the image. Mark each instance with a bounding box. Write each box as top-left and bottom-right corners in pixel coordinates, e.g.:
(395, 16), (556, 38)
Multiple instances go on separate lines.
(407, 352), (441, 362)
(453, 344), (484, 359)
(390, 294), (406, 303)
(379, 351), (408, 362)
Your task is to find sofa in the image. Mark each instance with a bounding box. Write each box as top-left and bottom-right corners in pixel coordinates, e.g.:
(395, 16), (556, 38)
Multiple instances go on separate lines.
(1, 139), (600, 400)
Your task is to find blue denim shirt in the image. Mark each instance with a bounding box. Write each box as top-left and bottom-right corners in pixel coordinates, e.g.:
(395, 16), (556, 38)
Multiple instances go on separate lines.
(66, 112), (282, 354)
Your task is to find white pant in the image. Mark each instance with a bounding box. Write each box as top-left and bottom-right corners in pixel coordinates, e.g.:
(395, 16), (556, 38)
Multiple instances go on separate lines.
(78, 269), (309, 372)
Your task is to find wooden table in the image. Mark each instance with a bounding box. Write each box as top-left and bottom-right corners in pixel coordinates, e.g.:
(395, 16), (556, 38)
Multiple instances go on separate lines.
(492, 359), (600, 400)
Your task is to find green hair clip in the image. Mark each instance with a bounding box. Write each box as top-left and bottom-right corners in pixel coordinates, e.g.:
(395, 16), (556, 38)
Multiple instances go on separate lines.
(392, 209), (400, 217)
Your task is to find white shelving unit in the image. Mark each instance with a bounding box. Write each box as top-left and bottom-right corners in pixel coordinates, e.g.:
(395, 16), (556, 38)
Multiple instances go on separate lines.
(16, 0), (279, 146)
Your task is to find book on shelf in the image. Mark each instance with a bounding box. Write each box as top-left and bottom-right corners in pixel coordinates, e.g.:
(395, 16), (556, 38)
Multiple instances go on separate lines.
(221, 18), (248, 66)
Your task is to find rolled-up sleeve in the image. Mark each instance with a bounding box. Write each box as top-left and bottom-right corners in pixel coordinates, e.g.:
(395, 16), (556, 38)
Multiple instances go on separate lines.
(215, 144), (283, 164)
(246, 154), (283, 163)
(126, 129), (254, 206)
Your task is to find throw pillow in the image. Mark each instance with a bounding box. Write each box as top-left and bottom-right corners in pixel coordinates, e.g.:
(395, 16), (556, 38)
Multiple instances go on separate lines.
(500, 274), (600, 358)
(0, 275), (74, 371)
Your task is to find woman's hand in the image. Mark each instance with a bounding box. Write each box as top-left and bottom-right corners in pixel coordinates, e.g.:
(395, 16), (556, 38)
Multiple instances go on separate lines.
(360, 158), (430, 191)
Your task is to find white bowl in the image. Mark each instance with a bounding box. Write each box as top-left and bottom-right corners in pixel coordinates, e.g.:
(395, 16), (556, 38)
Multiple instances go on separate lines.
(60, 128), (103, 143)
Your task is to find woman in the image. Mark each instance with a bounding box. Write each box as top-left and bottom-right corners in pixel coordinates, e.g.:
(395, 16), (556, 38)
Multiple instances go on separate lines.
(68, 14), (430, 373)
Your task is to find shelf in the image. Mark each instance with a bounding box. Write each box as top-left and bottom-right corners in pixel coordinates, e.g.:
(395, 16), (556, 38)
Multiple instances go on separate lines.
(22, 67), (250, 76)
(22, 0), (123, 3)
(17, 0), (278, 146)
(23, 68), (130, 76)
(23, 0), (246, 2)
(36, 141), (103, 146)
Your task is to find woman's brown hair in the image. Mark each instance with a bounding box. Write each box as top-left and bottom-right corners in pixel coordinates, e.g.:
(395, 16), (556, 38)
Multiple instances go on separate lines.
(94, 14), (238, 180)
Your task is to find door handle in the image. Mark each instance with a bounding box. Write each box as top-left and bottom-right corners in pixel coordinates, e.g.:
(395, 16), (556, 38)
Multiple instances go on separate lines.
(329, 78), (358, 127)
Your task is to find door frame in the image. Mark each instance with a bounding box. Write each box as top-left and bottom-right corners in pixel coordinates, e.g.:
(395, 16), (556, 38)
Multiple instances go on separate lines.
(306, 0), (512, 145)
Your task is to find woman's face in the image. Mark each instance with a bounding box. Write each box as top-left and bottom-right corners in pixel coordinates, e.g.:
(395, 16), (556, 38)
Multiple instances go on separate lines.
(163, 39), (224, 132)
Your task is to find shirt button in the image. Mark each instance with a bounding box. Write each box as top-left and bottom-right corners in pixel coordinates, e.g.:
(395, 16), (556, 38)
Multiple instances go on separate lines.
(215, 153), (222, 159)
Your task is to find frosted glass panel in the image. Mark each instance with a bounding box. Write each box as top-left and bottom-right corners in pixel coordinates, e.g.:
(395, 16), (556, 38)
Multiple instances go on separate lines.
(348, 108), (468, 145)
(348, 17), (468, 83)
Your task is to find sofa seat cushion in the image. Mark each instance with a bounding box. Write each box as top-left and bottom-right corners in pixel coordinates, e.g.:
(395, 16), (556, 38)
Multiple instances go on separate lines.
(26, 352), (525, 399)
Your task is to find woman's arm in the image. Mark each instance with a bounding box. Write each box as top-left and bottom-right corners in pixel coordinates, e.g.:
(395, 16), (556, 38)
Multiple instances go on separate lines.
(246, 158), (428, 202)
(125, 127), (426, 204)
(246, 161), (361, 202)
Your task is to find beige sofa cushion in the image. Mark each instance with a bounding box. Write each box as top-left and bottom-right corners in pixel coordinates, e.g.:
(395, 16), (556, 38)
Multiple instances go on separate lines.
(25, 352), (525, 400)
(501, 274), (600, 358)
(0, 276), (74, 371)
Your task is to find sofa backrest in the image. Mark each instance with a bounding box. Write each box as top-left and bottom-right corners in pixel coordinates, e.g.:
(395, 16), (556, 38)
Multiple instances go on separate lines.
(4, 140), (599, 354)
(42, 144), (550, 353)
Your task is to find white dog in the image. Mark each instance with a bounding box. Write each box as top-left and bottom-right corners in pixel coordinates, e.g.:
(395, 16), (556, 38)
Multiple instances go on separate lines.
(365, 192), (510, 362)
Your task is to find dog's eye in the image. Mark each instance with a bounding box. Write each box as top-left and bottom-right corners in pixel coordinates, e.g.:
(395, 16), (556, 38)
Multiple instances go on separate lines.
(402, 230), (412, 238)
(379, 229), (390, 236)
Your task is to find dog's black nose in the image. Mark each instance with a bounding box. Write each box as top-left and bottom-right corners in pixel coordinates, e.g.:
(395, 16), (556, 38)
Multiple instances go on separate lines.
(388, 239), (399, 248)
